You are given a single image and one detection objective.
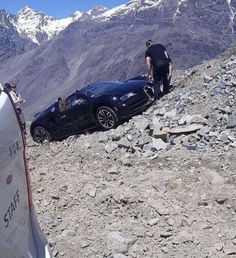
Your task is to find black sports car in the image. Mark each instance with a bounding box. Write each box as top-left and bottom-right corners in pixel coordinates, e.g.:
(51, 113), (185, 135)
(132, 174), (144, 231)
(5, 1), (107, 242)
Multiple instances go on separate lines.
(30, 75), (154, 143)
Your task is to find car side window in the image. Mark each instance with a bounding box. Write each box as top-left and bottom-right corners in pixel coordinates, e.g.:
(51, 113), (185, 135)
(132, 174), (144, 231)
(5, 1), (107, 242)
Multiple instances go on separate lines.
(66, 95), (77, 109)
(66, 95), (86, 109)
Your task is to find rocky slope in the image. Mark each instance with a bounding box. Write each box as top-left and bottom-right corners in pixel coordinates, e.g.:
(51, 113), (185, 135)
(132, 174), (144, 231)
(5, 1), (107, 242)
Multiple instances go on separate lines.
(28, 46), (236, 257)
(0, 0), (236, 119)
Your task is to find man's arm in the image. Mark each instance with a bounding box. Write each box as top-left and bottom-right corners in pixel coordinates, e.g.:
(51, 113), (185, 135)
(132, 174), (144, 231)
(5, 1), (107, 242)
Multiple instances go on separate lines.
(146, 57), (153, 80)
(164, 51), (172, 79)
(168, 62), (173, 79)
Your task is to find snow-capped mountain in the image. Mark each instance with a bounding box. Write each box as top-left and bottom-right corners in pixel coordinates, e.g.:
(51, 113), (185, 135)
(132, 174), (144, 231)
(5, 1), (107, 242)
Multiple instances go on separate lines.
(97, 0), (161, 20)
(87, 5), (108, 18)
(13, 6), (83, 44)
(0, 9), (36, 62)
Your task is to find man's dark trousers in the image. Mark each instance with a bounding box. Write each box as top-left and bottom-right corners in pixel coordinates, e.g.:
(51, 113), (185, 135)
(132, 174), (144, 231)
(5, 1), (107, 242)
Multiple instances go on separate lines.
(153, 64), (170, 99)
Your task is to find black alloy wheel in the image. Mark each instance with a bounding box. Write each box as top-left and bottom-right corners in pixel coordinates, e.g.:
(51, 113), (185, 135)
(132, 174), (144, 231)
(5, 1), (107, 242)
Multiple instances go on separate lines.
(33, 126), (52, 143)
(96, 106), (118, 130)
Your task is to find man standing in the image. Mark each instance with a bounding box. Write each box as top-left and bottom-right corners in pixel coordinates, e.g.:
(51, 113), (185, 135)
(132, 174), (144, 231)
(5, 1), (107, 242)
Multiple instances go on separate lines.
(4, 82), (26, 133)
(145, 39), (172, 100)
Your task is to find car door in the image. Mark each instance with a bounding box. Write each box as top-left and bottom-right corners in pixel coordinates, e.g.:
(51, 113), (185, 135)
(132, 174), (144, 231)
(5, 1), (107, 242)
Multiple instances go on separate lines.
(66, 94), (94, 130)
(51, 96), (79, 137)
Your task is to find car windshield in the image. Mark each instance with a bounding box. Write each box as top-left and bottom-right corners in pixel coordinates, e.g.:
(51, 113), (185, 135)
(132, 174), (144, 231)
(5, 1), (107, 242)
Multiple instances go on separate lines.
(83, 82), (121, 97)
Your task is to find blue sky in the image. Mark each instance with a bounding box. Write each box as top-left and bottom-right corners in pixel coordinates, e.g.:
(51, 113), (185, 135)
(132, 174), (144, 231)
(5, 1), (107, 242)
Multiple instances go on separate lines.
(0, 0), (128, 18)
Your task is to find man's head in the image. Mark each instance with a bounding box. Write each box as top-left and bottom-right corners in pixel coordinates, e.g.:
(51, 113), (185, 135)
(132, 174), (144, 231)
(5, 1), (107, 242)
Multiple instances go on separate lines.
(10, 83), (16, 91)
(58, 97), (62, 102)
(145, 39), (153, 48)
(4, 82), (16, 91)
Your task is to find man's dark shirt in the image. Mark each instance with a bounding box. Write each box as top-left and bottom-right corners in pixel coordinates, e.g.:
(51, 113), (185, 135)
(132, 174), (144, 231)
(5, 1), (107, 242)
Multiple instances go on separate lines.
(145, 44), (171, 66)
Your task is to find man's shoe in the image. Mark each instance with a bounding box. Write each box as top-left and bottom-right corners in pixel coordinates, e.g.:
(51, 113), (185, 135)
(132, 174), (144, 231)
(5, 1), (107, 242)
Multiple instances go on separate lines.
(169, 85), (174, 91)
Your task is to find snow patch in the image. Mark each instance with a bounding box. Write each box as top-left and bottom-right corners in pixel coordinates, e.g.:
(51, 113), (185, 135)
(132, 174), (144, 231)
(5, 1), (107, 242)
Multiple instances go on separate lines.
(98, 0), (162, 21)
(173, 0), (187, 22)
(13, 6), (83, 44)
(226, 0), (235, 35)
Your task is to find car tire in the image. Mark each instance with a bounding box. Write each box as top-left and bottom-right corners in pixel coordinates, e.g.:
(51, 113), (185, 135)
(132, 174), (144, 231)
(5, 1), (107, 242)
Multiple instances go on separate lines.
(96, 106), (119, 130)
(33, 126), (52, 143)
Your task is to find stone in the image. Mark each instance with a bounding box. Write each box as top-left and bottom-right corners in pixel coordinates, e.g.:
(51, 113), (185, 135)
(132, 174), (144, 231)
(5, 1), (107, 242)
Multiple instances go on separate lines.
(209, 131), (219, 137)
(149, 153), (159, 160)
(113, 254), (130, 258)
(118, 138), (132, 149)
(143, 150), (155, 158)
(148, 200), (170, 216)
(182, 142), (197, 150)
(107, 231), (135, 255)
(152, 117), (162, 131)
(152, 138), (168, 151)
(197, 126), (210, 136)
(230, 142), (236, 148)
(109, 127), (125, 141)
(156, 107), (166, 116)
(190, 115), (208, 125)
(108, 166), (120, 175)
(215, 196), (228, 204)
(227, 115), (236, 128)
(105, 143), (118, 153)
(98, 134), (109, 143)
(148, 218), (160, 226)
(152, 183), (167, 194)
(207, 169), (224, 186)
(214, 243), (224, 251)
(178, 115), (193, 125)
(204, 75), (213, 83)
(167, 218), (174, 226)
(228, 135), (236, 142)
(81, 241), (90, 248)
(224, 247), (236, 255)
(127, 134), (133, 141)
(210, 87), (222, 96)
(134, 117), (150, 132)
(120, 156), (132, 166)
(161, 247), (169, 254)
(167, 124), (203, 134)
(174, 230), (194, 243)
(82, 142), (91, 149)
(136, 137), (150, 148)
(164, 109), (177, 119)
(173, 135), (184, 145)
(152, 130), (168, 140)
(160, 231), (173, 238)
(207, 113), (222, 126)
(87, 185), (97, 198)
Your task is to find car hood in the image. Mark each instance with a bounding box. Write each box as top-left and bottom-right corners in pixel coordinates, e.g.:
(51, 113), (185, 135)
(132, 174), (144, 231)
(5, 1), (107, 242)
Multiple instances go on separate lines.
(79, 79), (148, 98)
(33, 101), (57, 120)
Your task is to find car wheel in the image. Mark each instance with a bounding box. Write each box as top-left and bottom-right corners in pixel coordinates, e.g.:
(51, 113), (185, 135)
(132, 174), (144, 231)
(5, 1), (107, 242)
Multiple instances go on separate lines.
(96, 106), (119, 130)
(33, 126), (52, 143)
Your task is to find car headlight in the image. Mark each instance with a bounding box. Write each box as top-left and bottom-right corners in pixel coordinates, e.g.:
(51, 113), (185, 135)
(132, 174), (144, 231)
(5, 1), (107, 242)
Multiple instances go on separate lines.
(120, 92), (137, 102)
